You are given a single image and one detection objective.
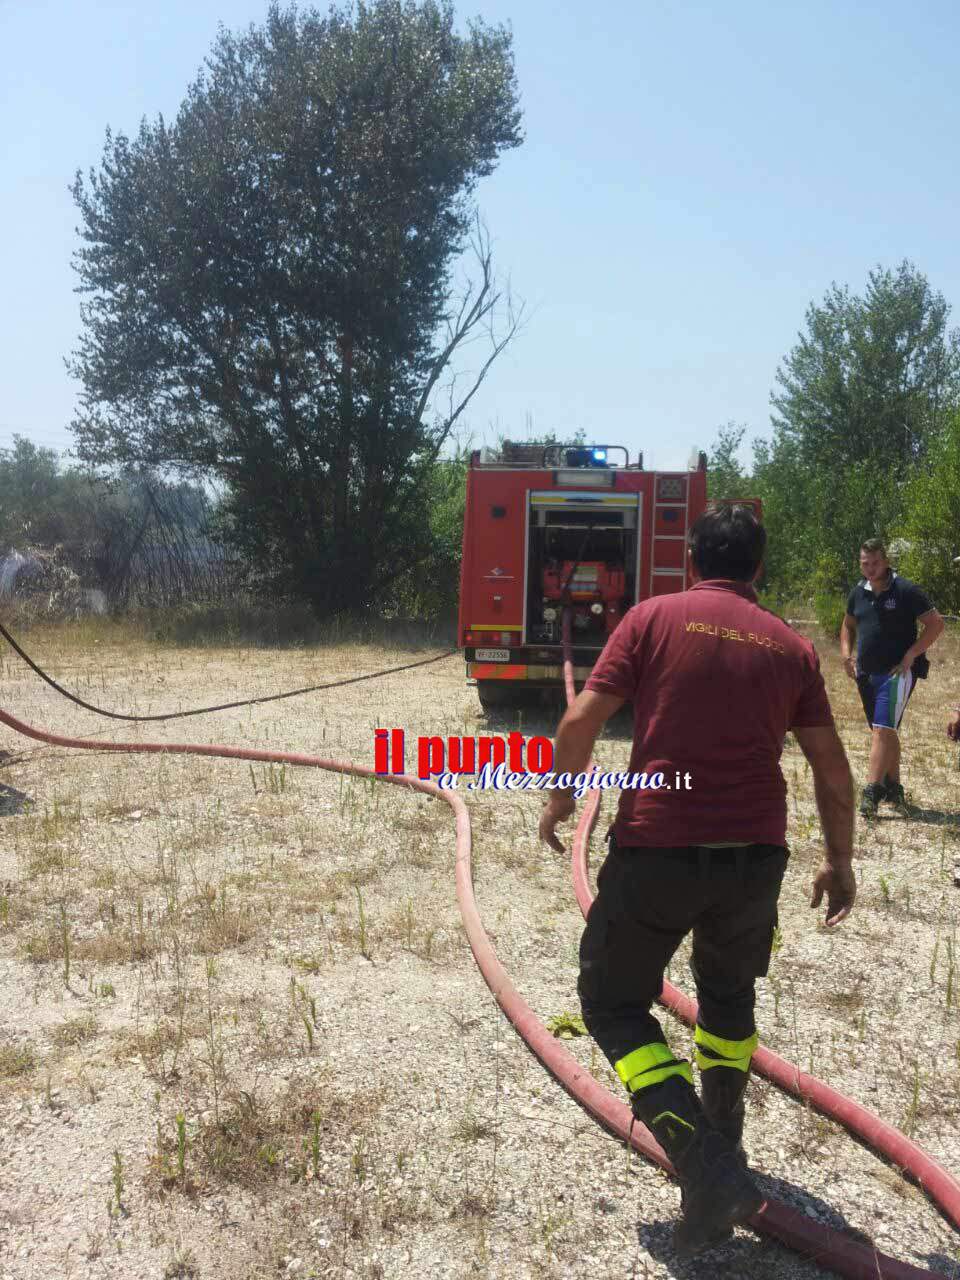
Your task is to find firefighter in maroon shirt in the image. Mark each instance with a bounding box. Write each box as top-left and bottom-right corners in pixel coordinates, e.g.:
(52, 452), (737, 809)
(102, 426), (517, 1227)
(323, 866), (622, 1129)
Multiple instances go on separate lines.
(539, 505), (855, 1258)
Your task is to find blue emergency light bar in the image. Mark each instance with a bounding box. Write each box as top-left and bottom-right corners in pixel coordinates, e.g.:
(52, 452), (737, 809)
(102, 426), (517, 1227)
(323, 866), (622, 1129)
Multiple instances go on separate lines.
(564, 447), (609, 468)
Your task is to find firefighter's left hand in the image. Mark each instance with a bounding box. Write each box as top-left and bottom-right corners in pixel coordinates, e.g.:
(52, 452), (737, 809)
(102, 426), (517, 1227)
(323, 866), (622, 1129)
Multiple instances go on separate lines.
(810, 859), (856, 926)
(539, 793), (576, 853)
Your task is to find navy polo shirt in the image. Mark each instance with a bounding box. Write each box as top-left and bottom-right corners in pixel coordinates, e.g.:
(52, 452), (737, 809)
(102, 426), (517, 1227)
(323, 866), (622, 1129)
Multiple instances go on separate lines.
(845, 572), (934, 676)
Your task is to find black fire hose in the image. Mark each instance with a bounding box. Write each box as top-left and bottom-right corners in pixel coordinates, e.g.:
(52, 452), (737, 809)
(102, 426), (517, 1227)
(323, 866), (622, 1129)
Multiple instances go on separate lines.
(0, 617), (454, 722)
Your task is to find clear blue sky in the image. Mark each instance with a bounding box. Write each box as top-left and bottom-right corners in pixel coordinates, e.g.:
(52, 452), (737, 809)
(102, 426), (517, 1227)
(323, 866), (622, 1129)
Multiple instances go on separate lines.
(2, 0), (959, 470)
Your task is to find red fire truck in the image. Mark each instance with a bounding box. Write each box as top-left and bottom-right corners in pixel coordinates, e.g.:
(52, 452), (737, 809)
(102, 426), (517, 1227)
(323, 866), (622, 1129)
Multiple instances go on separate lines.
(457, 441), (759, 710)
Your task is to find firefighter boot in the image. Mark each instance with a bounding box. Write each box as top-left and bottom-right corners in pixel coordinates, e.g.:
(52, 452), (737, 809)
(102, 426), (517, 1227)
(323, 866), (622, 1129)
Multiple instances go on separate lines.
(630, 1074), (763, 1258)
(694, 1025), (758, 1167)
(700, 1064), (750, 1166)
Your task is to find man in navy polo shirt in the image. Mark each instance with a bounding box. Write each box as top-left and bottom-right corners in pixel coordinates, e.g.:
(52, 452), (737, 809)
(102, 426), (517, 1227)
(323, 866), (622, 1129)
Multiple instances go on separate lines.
(538, 506), (855, 1258)
(840, 538), (944, 819)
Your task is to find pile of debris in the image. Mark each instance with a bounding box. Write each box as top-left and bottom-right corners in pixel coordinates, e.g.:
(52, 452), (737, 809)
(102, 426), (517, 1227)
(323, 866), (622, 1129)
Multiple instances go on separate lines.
(0, 547), (105, 619)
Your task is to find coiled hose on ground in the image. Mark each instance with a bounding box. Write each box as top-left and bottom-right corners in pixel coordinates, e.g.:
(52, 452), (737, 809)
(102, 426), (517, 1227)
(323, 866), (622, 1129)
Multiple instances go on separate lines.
(558, 609), (960, 1276)
(0, 620), (955, 1277)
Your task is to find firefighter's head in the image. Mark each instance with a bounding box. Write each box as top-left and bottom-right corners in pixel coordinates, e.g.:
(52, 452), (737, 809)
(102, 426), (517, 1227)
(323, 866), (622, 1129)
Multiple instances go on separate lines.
(688, 505), (766, 583)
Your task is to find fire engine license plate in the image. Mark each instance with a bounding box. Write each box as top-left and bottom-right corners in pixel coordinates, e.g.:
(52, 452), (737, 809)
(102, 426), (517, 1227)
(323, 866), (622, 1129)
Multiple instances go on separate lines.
(475, 647), (510, 662)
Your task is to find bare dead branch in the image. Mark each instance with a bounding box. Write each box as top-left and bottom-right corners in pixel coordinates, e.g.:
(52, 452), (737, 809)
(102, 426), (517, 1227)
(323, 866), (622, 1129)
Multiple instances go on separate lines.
(412, 215), (525, 469)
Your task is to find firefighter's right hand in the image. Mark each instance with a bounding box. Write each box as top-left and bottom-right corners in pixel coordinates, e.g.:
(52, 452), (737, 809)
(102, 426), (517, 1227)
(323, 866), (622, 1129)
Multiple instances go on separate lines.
(539, 793), (576, 853)
(842, 656), (856, 680)
(810, 859), (856, 927)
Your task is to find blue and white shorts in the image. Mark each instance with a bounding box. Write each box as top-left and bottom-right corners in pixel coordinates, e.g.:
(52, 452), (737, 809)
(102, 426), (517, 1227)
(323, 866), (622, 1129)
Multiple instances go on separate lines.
(856, 670), (915, 731)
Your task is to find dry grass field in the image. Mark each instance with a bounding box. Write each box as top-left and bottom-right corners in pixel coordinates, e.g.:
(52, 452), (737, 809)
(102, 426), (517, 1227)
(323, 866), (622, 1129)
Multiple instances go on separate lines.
(2, 615), (960, 1280)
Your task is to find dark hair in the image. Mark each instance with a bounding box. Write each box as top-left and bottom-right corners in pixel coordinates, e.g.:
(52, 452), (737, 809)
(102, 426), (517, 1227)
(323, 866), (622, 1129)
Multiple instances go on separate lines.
(688, 505), (766, 582)
(859, 537), (887, 556)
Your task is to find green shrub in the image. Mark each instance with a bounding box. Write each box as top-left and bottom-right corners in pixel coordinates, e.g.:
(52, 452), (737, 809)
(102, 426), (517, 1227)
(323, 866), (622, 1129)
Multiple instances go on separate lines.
(813, 592), (846, 637)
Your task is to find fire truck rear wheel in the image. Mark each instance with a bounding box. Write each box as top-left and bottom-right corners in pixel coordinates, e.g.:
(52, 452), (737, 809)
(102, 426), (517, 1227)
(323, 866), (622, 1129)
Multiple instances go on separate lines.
(476, 681), (539, 712)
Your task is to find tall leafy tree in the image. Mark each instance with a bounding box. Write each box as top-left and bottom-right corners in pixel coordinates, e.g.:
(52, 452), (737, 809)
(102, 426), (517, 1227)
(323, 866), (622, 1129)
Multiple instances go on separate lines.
(896, 408), (960, 613)
(387, 449), (469, 619)
(756, 261), (960, 597)
(705, 421), (749, 500)
(69, 1), (522, 613)
(771, 261), (960, 472)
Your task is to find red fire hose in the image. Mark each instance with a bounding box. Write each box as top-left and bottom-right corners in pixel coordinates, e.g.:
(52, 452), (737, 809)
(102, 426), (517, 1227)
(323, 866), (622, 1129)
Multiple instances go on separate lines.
(0, 703), (942, 1277)
(0, 648), (953, 1278)
(570, 795), (960, 1225)
(559, 610), (959, 1271)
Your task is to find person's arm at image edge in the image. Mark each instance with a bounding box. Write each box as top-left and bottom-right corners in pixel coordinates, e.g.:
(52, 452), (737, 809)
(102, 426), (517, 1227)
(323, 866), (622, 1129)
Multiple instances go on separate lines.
(792, 724), (856, 926)
(538, 689), (624, 852)
(839, 613), (857, 679)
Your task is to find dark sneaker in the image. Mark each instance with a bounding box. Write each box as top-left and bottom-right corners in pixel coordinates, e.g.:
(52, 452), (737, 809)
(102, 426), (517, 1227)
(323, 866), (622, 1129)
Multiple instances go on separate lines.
(859, 784), (883, 819)
(883, 779), (911, 818)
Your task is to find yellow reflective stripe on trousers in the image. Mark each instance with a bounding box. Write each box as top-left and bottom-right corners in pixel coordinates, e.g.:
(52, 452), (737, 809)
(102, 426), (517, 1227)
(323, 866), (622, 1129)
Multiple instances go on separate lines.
(615, 1042), (693, 1093)
(694, 1025), (759, 1072)
(615, 1041), (674, 1087)
(626, 1061), (694, 1092)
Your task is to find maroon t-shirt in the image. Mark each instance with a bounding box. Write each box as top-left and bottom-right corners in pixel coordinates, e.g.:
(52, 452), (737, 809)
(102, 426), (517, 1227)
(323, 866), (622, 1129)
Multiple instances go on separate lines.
(584, 579), (833, 847)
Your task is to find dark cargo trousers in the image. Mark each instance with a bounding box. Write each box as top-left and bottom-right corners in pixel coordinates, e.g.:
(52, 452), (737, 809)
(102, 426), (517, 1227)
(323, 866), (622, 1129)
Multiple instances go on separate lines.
(578, 838), (789, 1093)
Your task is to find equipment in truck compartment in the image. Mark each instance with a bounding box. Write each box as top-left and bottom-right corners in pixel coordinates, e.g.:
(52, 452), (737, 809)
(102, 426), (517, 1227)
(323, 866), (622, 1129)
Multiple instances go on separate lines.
(541, 562), (626, 636)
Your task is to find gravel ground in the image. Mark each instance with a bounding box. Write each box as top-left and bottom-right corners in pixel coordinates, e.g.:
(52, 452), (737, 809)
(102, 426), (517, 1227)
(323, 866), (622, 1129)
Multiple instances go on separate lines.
(1, 619), (960, 1280)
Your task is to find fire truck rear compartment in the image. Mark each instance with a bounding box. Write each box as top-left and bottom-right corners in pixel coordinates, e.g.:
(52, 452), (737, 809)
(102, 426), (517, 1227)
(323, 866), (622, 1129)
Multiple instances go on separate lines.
(525, 498), (638, 648)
